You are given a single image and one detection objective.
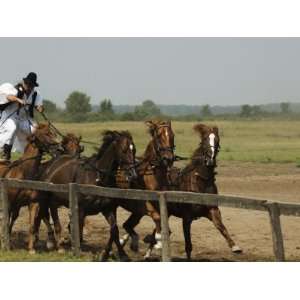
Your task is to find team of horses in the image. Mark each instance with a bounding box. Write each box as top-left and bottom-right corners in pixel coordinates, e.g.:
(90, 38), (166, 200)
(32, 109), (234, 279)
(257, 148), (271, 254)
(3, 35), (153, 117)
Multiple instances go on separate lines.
(1, 120), (242, 261)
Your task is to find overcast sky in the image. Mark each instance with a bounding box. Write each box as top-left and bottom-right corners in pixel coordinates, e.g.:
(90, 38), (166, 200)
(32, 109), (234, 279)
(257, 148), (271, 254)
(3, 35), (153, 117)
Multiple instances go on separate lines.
(1, 38), (299, 107)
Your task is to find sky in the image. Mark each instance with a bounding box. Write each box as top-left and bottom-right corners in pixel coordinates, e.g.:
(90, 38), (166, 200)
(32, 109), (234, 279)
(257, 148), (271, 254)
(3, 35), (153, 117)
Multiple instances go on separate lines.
(1, 37), (300, 107)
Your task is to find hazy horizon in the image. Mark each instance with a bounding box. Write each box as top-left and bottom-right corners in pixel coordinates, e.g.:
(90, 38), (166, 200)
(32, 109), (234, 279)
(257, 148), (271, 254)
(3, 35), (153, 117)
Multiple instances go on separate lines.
(1, 37), (300, 107)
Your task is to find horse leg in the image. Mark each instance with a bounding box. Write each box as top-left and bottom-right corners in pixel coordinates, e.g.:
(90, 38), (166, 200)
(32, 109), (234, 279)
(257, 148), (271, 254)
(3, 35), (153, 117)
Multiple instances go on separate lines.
(78, 210), (85, 244)
(145, 201), (162, 249)
(121, 212), (143, 252)
(208, 207), (242, 253)
(144, 223), (173, 260)
(28, 202), (40, 254)
(42, 209), (56, 250)
(144, 228), (156, 260)
(102, 209), (130, 262)
(9, 205), (20, 235)
(50, 206), (64, 253)
(182, 218), (193, 260)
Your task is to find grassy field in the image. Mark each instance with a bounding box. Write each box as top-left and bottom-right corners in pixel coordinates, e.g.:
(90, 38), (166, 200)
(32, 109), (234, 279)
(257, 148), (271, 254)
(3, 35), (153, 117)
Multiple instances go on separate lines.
(3, 119), (300, 262)
(54, 120), (300, 163)
(0, 250), (93, 262)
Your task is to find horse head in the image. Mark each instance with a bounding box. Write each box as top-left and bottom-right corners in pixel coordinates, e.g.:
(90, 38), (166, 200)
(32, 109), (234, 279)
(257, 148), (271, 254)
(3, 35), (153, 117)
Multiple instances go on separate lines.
(99, 130), (137, 182)
(145, 120), (175, 168)
(193, 123), (220, 166)
(61, 133), (84, 156)
(27, 123), (63, 155)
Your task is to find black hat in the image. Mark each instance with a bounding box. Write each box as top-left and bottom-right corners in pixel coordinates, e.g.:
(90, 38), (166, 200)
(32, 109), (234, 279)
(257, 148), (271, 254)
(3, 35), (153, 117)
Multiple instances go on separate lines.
(23, 72), (39, 87)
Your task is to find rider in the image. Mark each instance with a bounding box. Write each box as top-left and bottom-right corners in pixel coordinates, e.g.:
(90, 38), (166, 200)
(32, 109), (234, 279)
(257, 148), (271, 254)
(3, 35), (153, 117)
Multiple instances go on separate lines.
(0, 72), (44, 160)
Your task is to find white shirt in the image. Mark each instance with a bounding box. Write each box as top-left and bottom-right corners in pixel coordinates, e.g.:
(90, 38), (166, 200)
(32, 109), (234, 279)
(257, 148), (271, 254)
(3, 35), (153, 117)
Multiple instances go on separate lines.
(0, 82), (43, 120)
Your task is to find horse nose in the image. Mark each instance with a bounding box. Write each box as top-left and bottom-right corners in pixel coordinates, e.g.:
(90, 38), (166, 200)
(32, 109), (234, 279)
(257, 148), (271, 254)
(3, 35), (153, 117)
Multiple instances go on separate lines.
(162, 157), (173, 167)
(206, 158), (215, 166)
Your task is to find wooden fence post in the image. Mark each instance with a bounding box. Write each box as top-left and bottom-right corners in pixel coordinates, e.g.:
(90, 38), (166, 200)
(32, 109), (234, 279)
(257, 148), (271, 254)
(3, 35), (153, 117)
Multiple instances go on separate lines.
(0, 179), (10, 251)
(267, 202), (285, 261)
(159, 193), (171, 262)
(69, 183), (80, 257)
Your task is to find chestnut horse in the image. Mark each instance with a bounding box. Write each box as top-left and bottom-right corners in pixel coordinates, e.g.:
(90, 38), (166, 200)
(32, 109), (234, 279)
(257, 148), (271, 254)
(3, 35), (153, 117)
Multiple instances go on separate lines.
(7, 132), (83, 237)
(117, 120), (175, 252)
(29, 130), (136, 261)
(0, 123), (61, 244)
(145, 124), (242, 259)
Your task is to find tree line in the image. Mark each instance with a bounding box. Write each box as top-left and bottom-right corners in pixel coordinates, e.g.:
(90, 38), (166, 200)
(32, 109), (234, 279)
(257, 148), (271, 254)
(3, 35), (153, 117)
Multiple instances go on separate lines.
(42, 91), (294, 123)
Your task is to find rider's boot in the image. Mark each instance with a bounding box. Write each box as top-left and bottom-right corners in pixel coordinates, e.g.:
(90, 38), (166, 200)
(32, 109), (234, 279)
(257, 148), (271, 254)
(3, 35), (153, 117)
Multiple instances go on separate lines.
(0, 144), (12, 161)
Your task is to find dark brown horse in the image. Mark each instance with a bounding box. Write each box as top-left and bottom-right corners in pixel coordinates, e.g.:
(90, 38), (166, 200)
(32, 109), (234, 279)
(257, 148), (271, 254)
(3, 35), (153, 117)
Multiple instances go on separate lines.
(34, 133), (84, 249)
(0, 123), (61, 246)
(28, 130), (137, 261)
(145, 123), (242, 259)
(117, 120), (175, 252)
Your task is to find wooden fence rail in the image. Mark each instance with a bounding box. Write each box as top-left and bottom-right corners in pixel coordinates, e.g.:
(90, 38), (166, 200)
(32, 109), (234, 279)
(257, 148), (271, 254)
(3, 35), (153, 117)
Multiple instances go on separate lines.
(0, 178), (299, 261)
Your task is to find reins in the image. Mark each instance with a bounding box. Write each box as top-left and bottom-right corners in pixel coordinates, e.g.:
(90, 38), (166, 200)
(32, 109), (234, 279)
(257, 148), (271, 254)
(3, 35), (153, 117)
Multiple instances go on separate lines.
(37, 110), (99, 146)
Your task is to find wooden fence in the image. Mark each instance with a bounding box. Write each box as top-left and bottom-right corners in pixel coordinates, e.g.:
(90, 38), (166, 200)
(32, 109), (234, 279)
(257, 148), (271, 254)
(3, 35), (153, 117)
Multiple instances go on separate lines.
(1, 177), (300, 261)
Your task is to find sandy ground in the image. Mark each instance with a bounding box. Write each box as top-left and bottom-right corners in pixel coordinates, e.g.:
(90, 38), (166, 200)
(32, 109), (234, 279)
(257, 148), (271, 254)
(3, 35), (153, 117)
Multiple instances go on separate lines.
(10, 161), (300, 261)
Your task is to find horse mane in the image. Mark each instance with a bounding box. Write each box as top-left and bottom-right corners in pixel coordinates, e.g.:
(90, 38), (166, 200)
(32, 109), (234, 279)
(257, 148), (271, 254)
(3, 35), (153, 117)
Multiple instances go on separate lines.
(61, 133), (80, 145)
(96, 130), (133, 158)
(146, 120), (171, 136)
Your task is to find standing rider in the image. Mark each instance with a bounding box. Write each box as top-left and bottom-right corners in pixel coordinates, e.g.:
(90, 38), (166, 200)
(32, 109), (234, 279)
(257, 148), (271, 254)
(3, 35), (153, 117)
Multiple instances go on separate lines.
(0, 72), (44, 160)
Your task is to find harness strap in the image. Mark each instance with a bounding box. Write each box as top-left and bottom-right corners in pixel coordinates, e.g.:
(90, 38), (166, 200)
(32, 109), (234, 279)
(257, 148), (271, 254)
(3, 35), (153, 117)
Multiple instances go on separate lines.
(1, 154), (42, 177)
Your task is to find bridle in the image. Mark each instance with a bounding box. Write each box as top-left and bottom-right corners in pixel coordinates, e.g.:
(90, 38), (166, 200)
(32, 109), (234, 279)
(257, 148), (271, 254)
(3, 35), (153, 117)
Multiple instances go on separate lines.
(83, 136), (137, 186)
(192, 140), (220, 166)
(152, 124), (175, 165)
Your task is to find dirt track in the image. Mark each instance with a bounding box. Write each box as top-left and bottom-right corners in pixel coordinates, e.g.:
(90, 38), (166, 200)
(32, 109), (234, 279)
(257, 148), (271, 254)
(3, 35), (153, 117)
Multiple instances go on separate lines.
(10, 162), (300, 261)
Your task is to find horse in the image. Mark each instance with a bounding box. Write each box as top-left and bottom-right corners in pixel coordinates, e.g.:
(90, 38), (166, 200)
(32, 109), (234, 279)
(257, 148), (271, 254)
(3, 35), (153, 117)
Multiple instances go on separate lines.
(34, 133), (84, 249)
(28, 130), (137, 261)
(0, 123), (62, 244)
(116, 120), (175, 253)
(145, 123), (242, 259)
(7, 132), (83, 238)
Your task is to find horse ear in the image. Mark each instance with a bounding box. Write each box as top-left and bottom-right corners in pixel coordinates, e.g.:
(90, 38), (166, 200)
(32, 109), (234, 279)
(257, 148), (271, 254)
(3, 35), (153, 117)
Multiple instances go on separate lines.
(213, 126), (219, 136)
(193, 123), (208, 136)
(79, 135), (82, 141)
(145, 120), (154, 128)
(145, 120), (156, 136)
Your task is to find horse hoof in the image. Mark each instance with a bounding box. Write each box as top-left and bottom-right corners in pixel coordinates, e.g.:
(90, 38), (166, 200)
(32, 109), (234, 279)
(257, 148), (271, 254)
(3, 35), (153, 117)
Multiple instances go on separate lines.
(58, 248), (65, 254)
(143, 249), (152, 260)
(29, 249), (36, 255)
(119, 233), (130, 246)
(154, 241), (162, 250)
(232, 245), (242, 253)
(46, 240), (55, 250)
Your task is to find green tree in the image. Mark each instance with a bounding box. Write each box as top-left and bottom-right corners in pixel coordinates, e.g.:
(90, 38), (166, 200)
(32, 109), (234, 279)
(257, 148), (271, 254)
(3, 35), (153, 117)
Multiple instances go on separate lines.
(200, 104), (212, 118)
(134, 100), (161, 120)
(240, 104), (252, 118)
(99, 99), (114, 114)
(252, 105), (262, 116)
(43, 99), (57, 113)
(280, 102), (290, 114)
(65, 91), (91, 122)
